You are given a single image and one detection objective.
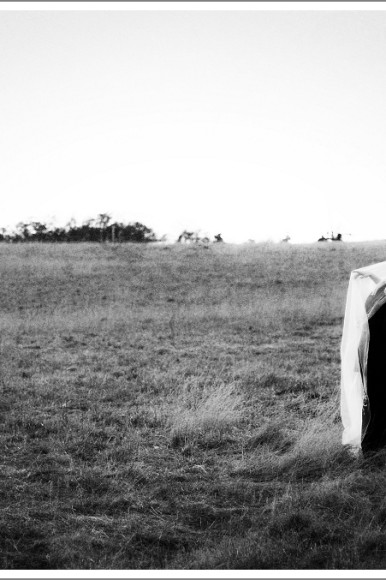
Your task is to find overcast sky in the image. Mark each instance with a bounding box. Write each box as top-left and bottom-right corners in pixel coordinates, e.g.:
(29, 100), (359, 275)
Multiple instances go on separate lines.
(1, 5), (386, 242)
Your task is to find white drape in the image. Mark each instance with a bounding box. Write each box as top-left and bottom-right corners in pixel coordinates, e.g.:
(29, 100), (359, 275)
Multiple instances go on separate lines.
(340, 260), (386, 447)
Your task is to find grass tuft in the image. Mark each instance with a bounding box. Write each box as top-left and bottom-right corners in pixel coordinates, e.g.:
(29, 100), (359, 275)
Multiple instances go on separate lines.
(245, 421), (294, 453)
(169, 379), (243, 448)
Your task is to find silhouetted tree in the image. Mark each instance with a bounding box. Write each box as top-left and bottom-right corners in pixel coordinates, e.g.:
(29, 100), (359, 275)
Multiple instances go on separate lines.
(31, 222), (48, 242)
(96, 213), (111, 242)
(1, 215), (157, 244)
(16, 222), (32, 241)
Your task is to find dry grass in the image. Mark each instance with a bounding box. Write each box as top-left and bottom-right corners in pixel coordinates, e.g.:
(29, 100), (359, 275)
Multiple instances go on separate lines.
(169, 379), (244, 448)
(1, 240), (386, 569)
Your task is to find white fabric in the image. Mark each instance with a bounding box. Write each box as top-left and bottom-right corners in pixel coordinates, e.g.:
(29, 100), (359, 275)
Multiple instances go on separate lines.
(340, 260), (386, 447)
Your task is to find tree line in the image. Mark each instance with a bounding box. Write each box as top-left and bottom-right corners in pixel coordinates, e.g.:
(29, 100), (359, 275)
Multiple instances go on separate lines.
(0, 214), (158, 243)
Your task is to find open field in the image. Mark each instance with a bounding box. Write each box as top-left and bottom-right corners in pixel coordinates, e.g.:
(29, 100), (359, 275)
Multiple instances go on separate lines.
(2, 240), (386, 569)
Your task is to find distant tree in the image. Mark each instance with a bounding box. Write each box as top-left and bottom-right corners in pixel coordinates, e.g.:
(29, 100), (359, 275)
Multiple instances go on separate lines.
(3, 215), (157, 244)
(16, 222), (32, 241)
(214, 233), (223, 243)
(97, 214), (111, 229)
(47, 226), (67, 242)
(31, 222), (48, 242)
(125, 222), (156, 242)
(66, 218), (77, 231)
(97, 213), (111, 242)
(83, 218), (96, 228)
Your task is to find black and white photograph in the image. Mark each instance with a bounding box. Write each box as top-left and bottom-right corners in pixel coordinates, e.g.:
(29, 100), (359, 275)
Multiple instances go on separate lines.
(2, 0), (386, 572)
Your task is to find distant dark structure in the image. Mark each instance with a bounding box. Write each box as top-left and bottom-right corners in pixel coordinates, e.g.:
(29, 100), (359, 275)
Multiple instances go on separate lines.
(177, 230), (195, 243)
(281, 235), (291, 243)
(214, 233), (223, 243)
(177, 230), (208, 244)
(318, 232), (343, 242)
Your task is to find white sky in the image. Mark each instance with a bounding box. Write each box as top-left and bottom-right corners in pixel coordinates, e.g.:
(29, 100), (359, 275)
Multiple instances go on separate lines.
(1, 3), (386, 243)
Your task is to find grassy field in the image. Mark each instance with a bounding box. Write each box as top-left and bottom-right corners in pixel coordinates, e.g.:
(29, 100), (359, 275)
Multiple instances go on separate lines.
(2, 240), (386, 570)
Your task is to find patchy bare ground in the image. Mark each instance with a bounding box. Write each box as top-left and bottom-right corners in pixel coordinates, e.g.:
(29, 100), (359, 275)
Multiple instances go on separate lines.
(1, 240), (386, 569)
